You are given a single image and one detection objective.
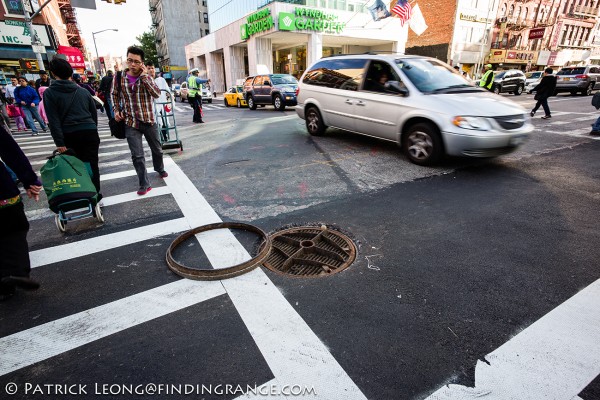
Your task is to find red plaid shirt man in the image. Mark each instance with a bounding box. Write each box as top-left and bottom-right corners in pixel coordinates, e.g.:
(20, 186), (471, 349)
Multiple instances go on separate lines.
(111, 68), (160, 129)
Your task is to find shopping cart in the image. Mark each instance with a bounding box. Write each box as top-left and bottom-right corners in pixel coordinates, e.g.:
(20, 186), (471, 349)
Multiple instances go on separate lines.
(155, 89), (183, 151)
(40, 150), (104, 233)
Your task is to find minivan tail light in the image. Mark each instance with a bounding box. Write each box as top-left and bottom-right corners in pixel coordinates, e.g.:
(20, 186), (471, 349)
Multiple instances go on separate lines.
(575, 74), (588, 79)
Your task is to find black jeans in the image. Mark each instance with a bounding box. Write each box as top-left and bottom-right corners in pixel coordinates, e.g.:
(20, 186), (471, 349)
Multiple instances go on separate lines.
(189, 95), (203, 122)
(0, 201), (31, 279)
(532, 97), (550, 116)
(64, 129), (101, 196)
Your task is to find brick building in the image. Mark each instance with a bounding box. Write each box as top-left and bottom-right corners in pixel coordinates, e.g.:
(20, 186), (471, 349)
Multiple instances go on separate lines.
(405, 0), (458, 62)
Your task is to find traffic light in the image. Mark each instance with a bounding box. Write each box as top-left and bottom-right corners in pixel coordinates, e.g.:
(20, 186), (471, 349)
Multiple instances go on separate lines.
(19, 59), (34, 70)
(162, 65), (170, 72)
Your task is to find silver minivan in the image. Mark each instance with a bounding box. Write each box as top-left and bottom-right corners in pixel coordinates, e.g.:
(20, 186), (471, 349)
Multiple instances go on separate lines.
(295, 54), (533, 165)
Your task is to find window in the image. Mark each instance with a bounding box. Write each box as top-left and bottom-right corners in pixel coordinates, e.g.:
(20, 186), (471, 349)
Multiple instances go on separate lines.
(203, 12), (208, 23)
(302, 58), (367, 91)
(205, 29), (210, 35)
(363, 61), (402, 93)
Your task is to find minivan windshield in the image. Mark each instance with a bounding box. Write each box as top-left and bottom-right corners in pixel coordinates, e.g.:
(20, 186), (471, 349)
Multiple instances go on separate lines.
(395, 58), (475, 93)
(272, 75), (298, 85)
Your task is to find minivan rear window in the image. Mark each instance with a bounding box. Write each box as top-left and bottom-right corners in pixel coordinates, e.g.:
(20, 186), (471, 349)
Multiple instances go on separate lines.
(557, 68), (585, 75)
(303, 59), (367, 91)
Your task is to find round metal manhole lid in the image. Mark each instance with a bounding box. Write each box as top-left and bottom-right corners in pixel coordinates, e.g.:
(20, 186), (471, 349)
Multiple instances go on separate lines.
(262, 225), (356, 277)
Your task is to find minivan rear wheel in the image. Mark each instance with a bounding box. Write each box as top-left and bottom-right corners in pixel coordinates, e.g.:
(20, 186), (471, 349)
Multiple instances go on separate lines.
(305, 106), (326, 136)
(247, 95), (257, 110)
(403, 123), (443, 166)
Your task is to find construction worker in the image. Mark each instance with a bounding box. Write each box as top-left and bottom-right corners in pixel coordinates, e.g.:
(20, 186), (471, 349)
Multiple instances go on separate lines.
(187, 68), (204, 123)
(479, 64), (494, 92)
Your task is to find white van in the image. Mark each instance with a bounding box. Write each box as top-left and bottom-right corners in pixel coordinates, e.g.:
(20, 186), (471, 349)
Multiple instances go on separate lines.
(296, 54), (533, 165)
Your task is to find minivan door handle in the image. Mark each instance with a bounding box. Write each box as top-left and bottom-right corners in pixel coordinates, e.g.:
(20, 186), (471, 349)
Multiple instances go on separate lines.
(344, 99), (354, 105)
(356, 101), (366, 106)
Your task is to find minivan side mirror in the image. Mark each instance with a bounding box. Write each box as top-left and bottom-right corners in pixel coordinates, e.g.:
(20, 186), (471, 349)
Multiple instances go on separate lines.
(387, 81), (409, 96)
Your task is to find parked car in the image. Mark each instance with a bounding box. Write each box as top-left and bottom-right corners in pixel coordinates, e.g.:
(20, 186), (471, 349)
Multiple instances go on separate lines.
(171, 84), (181, 98)
(224, 85), (247, 107)
(179, 81), (211, 103)
(295, 54), (533, 166)
(525, 71), (543, 94)
(490, 69), (526, 95)
(243, 74), (299, 111)
(554, 65), (600, 96)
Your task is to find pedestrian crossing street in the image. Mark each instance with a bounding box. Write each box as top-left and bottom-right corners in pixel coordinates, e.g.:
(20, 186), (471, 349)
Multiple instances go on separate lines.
(4, 118), (369, 399)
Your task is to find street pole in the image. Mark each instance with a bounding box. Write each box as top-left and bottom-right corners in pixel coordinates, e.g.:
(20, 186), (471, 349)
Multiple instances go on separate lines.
(92, 29), (119, 76)
(475, 0), (493, 78)
(23, 0), (54, 71)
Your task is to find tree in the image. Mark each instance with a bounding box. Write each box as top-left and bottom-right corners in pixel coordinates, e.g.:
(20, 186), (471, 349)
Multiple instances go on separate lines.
(135, 30), (158, 66)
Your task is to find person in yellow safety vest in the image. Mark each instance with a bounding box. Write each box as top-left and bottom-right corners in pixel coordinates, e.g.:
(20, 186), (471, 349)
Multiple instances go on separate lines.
(187, 68), (204, 123)
(479, 64), (494, 91)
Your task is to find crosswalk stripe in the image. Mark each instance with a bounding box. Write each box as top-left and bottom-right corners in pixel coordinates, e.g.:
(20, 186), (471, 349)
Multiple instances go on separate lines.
(24, 141), (129, 157)
(30, 149), (132, 166)
(29, 217), (190, 268)
(0, 280), (226, 377)
(19, 137), (120, 150)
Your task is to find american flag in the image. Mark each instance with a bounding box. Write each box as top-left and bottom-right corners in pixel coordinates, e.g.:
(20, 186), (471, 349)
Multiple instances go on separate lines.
(391, 0), (412, 26)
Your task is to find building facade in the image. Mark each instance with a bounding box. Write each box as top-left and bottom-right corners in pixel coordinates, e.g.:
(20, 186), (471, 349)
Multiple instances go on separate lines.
(0, 0), (86, 82)
(149, 0), (210, 82)
(187, 1), (407, 93)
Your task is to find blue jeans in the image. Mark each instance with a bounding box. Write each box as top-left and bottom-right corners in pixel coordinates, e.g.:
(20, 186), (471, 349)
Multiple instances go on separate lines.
(125, 123), (164, 189)
(20, 105), (47, 133)
(592, 116), (600, 132)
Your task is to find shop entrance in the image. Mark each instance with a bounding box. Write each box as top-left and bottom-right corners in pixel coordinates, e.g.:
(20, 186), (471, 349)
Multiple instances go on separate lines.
(273, 46), (306, 79)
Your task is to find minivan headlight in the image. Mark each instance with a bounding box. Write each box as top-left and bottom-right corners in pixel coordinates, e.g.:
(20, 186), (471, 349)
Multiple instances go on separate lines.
(452, 116), (491, 131)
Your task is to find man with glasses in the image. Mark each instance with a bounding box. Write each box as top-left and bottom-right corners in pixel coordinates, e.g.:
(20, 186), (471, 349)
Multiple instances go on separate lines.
(112, 46), (167, 196)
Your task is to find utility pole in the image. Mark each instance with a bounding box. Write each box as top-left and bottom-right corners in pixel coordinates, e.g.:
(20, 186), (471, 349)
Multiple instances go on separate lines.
(475, 0), (494, 78)
(22, 0), (54, 71)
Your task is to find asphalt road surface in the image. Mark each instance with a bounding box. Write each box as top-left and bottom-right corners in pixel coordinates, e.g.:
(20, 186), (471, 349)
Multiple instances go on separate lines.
(1, 92), (599, 400)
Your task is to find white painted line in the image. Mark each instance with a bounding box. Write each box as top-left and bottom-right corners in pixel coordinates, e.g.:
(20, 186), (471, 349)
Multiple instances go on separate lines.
(30, 217), (190, 268)
(0, 280), (226, 377)
(163, 157), (367, 399)
(425, 279), (600, 400)
(14, 133), (113, 143)
(19, 137), (120, 150)
(174, 106), (188, 112)
(30, 149), (133, 166)
(100, 169), (138, 182)
(25, 186), (172, 221)
(24, 141), (130, 157)
(546, 128), (600, 140)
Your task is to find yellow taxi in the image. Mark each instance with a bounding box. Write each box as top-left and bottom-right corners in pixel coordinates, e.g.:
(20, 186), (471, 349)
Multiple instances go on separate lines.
(223, 86), (247, 108)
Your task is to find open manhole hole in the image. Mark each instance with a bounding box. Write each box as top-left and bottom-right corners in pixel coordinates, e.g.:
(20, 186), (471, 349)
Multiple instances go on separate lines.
(262, 225), (357, 277)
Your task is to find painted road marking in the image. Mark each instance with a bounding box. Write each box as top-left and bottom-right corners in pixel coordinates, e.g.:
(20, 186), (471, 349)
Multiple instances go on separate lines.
(425, 279), (600, 400)
(163, 157), (367, 399)
(29, 217), (190, 268)
(30, 149), (132, 166)
(0, 280), (226, 376)
(24, 141), (130, 157)
(19, 137), (120, 150)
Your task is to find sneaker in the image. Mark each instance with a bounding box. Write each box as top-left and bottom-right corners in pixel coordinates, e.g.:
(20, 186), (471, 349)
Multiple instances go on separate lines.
(137, 186), (152, 196)
(31, 132), (38, 136)
(1, 276), (40, 291)
(541, 115), (551, 119)
(530, 111), (535, 117)
(590, 130), (600, 136)
(158, 171), (168, 178)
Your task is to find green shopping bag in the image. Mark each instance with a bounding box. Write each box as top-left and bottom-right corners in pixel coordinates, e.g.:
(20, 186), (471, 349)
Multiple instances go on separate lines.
(41, 153), (97, 213)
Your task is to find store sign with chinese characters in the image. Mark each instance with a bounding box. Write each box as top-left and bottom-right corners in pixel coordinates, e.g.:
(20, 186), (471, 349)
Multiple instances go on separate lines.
(487, 49), (506, 63)
(0, 21), (51, 46)
(506, 50), (537, 64)
(529, 27), (545, 40)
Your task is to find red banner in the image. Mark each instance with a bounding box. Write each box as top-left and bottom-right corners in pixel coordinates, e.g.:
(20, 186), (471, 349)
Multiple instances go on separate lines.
(529, 27), (545, 40)
(57, 45), (86, 68)
(551, 21), (563, 50)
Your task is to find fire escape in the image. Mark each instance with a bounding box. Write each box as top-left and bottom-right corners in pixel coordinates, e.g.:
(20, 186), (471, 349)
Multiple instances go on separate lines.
(57, 0), (84, 53)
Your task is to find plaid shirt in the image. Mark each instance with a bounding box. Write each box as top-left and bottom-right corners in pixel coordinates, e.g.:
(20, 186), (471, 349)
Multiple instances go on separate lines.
(111, 68), (160, 129)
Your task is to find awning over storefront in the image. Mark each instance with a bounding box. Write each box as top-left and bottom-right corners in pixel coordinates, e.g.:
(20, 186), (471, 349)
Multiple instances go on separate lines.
(58, 45), (85, 68)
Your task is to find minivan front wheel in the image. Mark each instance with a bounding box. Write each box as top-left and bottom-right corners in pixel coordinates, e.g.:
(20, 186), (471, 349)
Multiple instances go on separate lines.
(247, 96), (257, 110)
(403, 123), (443, 166)
(305, 106), (326, 136)
(273, 95), (286, 111)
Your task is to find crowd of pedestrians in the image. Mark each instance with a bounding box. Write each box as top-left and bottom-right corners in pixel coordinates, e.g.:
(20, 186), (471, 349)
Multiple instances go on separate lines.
(0, 46), (170, 301)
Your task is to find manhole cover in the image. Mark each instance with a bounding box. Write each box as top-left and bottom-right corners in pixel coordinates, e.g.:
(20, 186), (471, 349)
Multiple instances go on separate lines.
(263, 225), (356, 277)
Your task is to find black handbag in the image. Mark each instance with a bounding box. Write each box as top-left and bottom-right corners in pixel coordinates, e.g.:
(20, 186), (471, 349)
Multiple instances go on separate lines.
(109, 71), (126, 139)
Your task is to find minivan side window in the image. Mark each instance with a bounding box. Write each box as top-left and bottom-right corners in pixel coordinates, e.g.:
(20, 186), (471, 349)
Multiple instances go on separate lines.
(302, 59), (367, 91)
(363, 61), (402, 94)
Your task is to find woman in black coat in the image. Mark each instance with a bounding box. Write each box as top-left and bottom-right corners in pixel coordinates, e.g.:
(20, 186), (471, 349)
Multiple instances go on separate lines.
(530, 67), (557, 119)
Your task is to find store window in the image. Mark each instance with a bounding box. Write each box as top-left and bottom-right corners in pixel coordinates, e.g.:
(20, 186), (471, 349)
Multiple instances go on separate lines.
(303, 58), (367, 91)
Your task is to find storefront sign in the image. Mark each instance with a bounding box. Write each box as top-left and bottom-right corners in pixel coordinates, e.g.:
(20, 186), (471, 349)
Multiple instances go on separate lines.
(506, 50), (537, 63)
(0, 21), (51, 46)
(529, 27), (545, 40)
(547, 51), (558, 65)
(537, 50), (551, 65)
(241, 8), (274, 40)
(550, 21), (563, 50)
(57, 45), (85, 68)
(458, 13), (492, 24)
(279, 7), (345, 34)
(487, 49), (506, 63)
